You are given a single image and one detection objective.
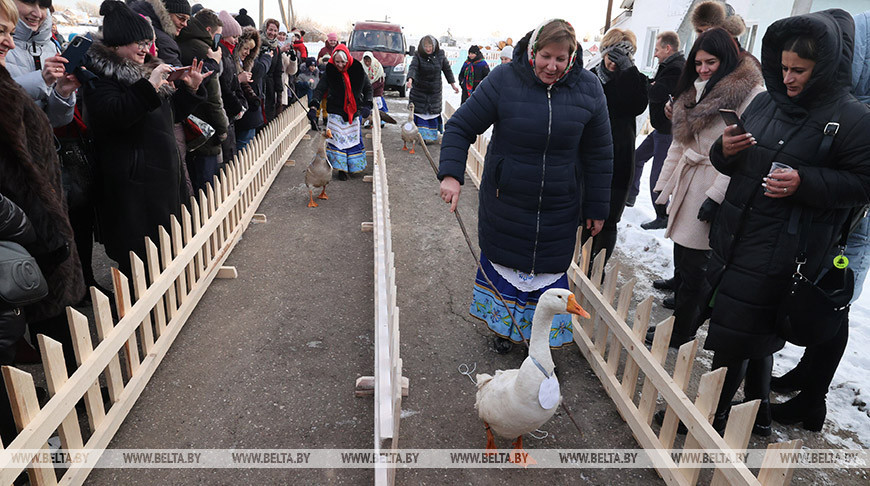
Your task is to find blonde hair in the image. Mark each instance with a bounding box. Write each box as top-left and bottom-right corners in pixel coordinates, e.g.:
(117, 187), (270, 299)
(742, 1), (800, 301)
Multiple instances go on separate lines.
(535, 19), (578, 57)
(601, 28), (637, 51)
(0, 0), (18, 27)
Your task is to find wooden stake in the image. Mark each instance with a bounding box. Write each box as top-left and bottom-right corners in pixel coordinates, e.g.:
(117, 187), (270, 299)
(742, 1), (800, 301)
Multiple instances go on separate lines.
(67, 308), (107, 432)
(1, 366), (56, 485)
(38, 335), (84, 450)
(92, 288), (125, 404)
(216, 266), (238, 279)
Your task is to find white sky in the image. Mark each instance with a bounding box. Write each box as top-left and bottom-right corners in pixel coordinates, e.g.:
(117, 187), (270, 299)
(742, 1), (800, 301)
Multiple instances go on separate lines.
(200, 0), (615, 41)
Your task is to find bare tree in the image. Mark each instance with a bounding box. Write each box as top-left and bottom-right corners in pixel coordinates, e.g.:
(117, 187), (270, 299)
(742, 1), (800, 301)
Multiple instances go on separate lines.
(75, 0), (99, 16)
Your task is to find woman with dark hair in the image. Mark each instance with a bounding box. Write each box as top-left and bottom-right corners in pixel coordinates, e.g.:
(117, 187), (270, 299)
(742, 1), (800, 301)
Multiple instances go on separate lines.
(649, 28), (764, 352)
(706, 9), (870, 435)
(438, 19), (613, 353)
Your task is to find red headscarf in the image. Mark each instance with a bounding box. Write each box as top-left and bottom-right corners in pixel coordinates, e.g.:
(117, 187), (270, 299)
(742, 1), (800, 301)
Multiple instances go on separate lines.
(329, 44), (357, 121)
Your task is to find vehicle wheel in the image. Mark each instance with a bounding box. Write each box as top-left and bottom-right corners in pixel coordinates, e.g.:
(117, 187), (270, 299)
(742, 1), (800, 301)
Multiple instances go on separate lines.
(398, 86), (406, 98)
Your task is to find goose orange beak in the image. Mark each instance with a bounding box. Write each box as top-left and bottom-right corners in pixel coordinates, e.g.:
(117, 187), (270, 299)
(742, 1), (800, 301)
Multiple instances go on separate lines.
(567, 294), (591, 319)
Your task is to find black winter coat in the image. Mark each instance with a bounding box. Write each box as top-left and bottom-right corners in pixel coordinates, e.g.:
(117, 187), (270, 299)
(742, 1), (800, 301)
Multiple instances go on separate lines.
(0, 66), (85, 321)
(704, 9), (870, 358)
(310, 60), (373, 122)
(263, 43), (284, 122)
(130, 0), (182, 66)
(648, 53), (685, 134)
(82, 42), (206, 267)
(236, 52), (270, 132)
(438, 34), (614, 274)
(407, 36), (455, 115)
(593, 65), (649, 195)
(219, 42), (247, 120)
(177, 18), (229, 156)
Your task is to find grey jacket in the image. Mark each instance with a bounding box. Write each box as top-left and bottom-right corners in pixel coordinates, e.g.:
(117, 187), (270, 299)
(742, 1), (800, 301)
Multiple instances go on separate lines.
(6, 16), (75, 127)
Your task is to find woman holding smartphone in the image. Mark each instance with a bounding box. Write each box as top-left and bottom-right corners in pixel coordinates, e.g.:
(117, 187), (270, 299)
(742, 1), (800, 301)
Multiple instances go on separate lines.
(649, 28), (764, 352)
(706, 9), (870, 435)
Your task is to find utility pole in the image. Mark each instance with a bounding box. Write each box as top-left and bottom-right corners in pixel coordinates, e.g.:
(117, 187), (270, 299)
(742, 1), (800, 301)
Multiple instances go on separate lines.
(604, 0), (614, 32)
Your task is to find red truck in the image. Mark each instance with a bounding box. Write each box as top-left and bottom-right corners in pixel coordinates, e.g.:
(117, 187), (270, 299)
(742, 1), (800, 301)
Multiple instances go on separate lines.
(348, 21), (411, 97)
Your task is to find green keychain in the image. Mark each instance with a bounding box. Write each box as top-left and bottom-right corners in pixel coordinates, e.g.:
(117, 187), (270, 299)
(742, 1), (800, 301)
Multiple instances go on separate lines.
(833, 254), (849, 269)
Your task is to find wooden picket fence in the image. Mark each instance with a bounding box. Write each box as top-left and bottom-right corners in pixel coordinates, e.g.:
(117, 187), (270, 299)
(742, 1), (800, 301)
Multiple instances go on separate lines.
(355, 108), (406, 486)
(0, 103), (309, 485)
(442, 101), (802, 485)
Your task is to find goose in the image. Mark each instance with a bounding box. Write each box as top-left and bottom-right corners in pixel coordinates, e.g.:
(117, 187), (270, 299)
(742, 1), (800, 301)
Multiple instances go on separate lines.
(304, 129), (333, 208)
(475, 288), (590, 460)
(401, 102), (419, 154)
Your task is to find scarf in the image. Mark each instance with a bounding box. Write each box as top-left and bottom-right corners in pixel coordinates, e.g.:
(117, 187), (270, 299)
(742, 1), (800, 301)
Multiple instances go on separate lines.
(220, 39), (235, 54)
(330, 45), (357, 121)
(596, 64), (613, 85)
(526, 18), (577, 84)
(462, 58), (482, 93)
(362, 51), (384, 82)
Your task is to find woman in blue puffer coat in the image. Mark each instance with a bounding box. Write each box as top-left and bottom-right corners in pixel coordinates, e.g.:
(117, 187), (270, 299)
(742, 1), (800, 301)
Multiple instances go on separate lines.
(438, 19), (613, 352)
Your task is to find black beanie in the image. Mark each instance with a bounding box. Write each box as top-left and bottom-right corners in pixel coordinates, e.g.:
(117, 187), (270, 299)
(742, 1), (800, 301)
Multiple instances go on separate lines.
(469, 45), (482, 57)
(162, 0), (191, 16)
(99, 0), (154, 47)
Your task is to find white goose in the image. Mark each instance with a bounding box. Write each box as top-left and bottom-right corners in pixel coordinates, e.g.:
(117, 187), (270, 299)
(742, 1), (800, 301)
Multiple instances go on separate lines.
(475, 288), (590, 457)
(401, 102), (419, 154)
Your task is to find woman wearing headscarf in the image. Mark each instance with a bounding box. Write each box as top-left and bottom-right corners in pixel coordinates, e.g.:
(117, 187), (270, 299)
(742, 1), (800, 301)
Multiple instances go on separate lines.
(583, 28), (648, 265)
(308, 44), (373, 180)
(704, 9), (870, 435)
(406, 35), (459, 142)
(438, 19), (613, 353)
(458, 45), (490, 104)
(362, 51), (386, 127)
(81, 0), (208, 277)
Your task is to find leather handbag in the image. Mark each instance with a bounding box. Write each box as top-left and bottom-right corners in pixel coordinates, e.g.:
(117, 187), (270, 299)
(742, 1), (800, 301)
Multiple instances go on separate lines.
(776, 258), (853, 346)
(0, 241), (48, 309)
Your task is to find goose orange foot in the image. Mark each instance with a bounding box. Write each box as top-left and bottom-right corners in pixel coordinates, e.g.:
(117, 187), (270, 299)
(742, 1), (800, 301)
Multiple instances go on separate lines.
(402, 143), (408, 151)
(508, 436), (537, 468)
(317, 188), (328, 200)
(307, 190), (318, 208)
(409, 148), (415, 154)
(483, 422), (497, 456)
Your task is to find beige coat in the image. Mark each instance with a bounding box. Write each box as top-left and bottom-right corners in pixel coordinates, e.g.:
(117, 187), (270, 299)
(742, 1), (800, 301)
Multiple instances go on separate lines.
(655, 56), (764, 250)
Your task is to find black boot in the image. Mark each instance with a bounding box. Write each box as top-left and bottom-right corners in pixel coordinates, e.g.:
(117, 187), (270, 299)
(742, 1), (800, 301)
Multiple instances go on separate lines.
(771, 370), (803, 394)
(493, 336), (513, 354)
(752, 400), (772, 436)
(653, 276), (680, 291)
(771, 392), (826, 432)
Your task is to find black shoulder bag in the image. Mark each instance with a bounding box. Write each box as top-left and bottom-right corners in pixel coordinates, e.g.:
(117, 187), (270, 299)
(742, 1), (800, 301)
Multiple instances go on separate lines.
(776, 110), (855, 346)
(0, 241), (49, 311)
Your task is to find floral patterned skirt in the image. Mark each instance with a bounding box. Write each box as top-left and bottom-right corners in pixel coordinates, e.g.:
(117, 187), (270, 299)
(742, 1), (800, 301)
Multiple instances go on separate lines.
(469, 254), (575, 348)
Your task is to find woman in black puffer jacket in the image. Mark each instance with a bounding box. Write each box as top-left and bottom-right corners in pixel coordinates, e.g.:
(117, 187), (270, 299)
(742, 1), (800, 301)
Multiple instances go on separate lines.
(585, 28), (649, 264)
(704, 9), (870, 435)
(438, 20), (613, 352)
(406, 35), (459, 142)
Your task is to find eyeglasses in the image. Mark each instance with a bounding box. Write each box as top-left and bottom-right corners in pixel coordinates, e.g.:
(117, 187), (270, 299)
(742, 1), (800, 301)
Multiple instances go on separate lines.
(137, 40), (153, 51)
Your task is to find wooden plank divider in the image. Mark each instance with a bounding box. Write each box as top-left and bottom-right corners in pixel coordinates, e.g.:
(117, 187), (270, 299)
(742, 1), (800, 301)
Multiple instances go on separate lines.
(67, 308), (107, 432)
(1, 366), (56, 485)
(111, 268), (139, 378)
(37, 335), (84, 451)
(92, 288), (125, 403)
(130, 253), (155, 355)
(659, 339), (698, 450)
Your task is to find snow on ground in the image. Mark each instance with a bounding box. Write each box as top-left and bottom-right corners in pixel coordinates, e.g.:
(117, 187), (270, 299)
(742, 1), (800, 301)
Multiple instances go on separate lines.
(622, 134), (870, 448)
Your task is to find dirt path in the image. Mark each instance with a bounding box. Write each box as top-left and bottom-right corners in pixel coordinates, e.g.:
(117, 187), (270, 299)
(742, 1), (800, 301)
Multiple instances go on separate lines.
(81, 94), (866, 485)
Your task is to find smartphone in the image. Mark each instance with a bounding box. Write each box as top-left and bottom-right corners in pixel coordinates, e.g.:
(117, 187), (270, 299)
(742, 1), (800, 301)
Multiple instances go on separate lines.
(61, 34), (93, 73)
(718, 109), (746, 134)
(212, 33), (222, 51)
(668, 94), (675, 104)
(166, 66), (191, 82)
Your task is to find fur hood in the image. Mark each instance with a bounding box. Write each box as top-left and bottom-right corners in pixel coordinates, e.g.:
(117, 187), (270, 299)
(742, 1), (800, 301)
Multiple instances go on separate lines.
(85, 38), (174, 96)
(237, 26), (261, 71)
(671, 54), (762, 144)
(131, 0), (177, 37)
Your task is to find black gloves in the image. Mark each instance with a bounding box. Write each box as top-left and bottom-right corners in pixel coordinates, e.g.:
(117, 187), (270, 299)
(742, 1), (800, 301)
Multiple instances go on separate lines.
(697, 197), (720, 223)
(359, 106), (372, 119)
(608, 51), (633, 72)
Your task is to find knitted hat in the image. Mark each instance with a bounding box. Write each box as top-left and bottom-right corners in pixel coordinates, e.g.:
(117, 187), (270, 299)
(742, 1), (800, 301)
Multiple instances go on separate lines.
(500, 45), (513, 59)
(721, 14), (746, 37)
(218, 10), (241, 37)
(327, 32), (337, 42)
(100, 0), (154, 47)
(162, 0), (190, 16)
(468, 45), (482, 57)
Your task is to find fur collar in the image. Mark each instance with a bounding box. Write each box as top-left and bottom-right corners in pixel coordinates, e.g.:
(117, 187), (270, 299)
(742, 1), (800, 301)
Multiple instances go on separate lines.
(672, 55), (763, 145)
(86, 40), (175, 96)
(145, 0), (177, 37)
